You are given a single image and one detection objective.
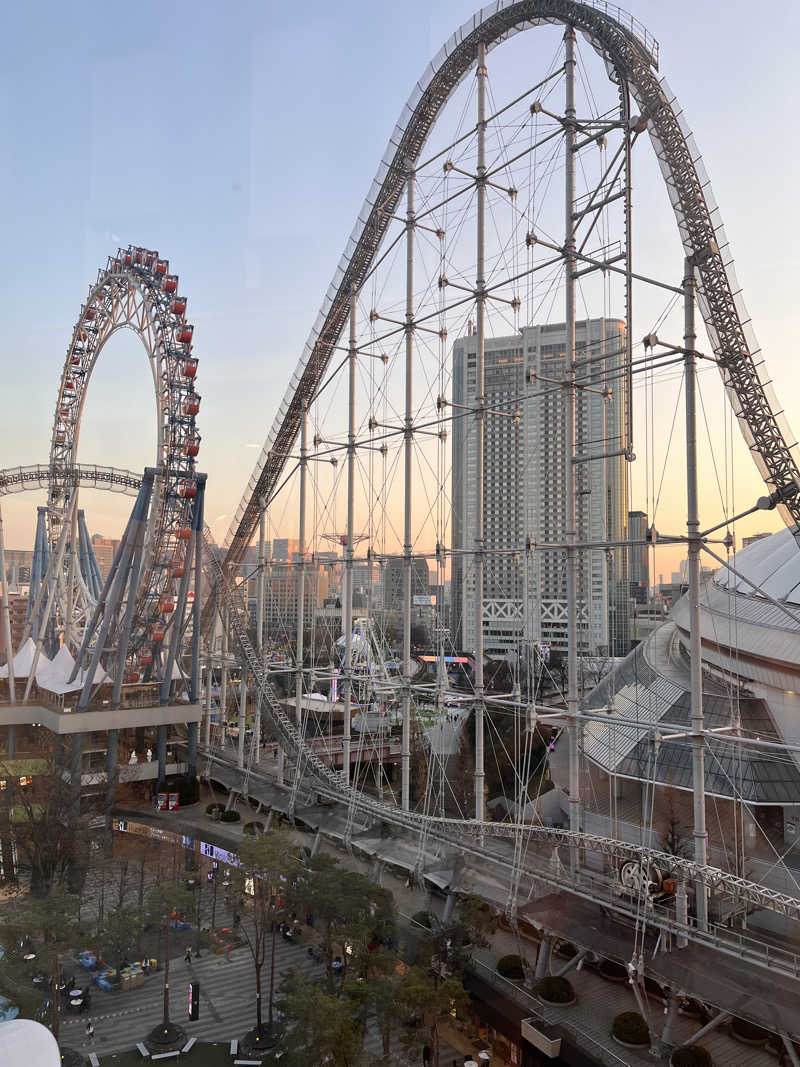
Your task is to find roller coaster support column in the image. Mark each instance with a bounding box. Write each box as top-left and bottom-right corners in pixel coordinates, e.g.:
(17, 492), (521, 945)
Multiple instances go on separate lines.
(204, 638), (213, 750)
(73, 472), (154, 711)
(564, 23), (582, 865)
(684, 256), (708, 931)
(255, 495), (266, 765)
(342, 286), (357, 785)
(401, 162), (415, 811)
(110, 482), (150, 710)
(295, 406), (308, 761)
(188, 476), (205, 778)
(473, 40), (487, 823)
(24, 495), (75, 703)
(238, 667), (247, 770)
(220, 599), (229, 745)
(0, 501), (16, 705)
(161, 475), (205, 706)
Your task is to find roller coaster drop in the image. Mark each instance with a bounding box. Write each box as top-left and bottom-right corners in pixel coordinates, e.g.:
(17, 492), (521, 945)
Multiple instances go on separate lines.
(4, 0), (800, 997)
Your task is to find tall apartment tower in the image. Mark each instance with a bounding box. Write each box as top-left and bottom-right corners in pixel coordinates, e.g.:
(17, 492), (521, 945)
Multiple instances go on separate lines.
(628, 510), (649, 604)
(452, 319), (629, 659)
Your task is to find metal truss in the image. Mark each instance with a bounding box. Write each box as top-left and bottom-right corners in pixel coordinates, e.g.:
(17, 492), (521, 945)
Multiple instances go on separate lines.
(206, 542), (800, 927)
(0, 463), (142, 497)
(221, 0), (800, 582)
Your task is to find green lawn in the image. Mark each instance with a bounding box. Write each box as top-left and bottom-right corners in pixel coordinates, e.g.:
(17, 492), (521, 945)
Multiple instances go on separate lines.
(99, 1043), (234, 1066)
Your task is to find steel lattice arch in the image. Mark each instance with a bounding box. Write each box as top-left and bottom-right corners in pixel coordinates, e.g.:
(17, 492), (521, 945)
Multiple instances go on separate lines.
(195, 0), (800, 945)
(223, 0), (800, 567)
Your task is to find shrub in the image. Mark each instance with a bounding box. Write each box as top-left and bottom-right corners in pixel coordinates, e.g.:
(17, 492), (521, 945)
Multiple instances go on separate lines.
(671, 1046), (712, 1067)
(219, 810), (241, 823)
(496, 954), (525, 981)
(243, 821), (265, 836)
(599, 958), (628, 981)
(535, 975), (575, 1004)
(730, 1017), (769, 1044)
(612, 1012), (649, 1046)
(206, 802), (224, 815)
(412, 911), (432, 929)
(553, 940), (577, 959)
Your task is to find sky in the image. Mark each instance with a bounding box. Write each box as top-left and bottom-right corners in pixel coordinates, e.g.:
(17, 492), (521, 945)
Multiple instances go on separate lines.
(1, 0), (799, 582)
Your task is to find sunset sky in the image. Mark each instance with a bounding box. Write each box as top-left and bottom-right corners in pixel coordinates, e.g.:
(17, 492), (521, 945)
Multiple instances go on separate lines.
(1, 0), (798, 584)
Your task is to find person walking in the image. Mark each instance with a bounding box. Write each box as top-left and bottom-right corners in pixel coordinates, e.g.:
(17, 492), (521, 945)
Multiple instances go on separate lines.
(184, 946), (192, 965)
(85, 1020), (94, 1044)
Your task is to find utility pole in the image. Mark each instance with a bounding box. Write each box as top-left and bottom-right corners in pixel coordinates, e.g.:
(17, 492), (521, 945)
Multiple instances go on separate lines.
(473, 39), (487, 823)
(564, 23), (582, 862)
(401, 162), (415, 811)
(684, 255), (708, 931)
(342, 287), (357, 785)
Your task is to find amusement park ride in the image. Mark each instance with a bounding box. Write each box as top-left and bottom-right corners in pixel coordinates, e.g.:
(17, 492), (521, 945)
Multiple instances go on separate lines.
(4, 0), (800, 1044)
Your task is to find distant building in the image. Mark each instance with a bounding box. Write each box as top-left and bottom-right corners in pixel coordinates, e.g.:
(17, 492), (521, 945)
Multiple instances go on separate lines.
(742, 532), (771, 549)
(628, 510), (649, 604)
(3, 549), (33, 589)
(452, 318), (629, 659)
(91, 534), (121, 580)
(382, 558), (430, 615)
(0, 591), (27, 659)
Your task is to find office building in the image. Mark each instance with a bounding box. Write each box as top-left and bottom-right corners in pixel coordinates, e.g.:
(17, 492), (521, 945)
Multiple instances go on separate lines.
(382, 558), (431, 615)
(628, 510), (649, 604)
(452, 318), (629, 659)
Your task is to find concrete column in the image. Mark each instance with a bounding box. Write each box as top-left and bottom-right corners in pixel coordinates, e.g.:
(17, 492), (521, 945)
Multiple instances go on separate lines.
(187, 721), (198, 778)
(105, 729), (118, 856)
(157, 724), (167, 782)
(70, 733), (84, 815)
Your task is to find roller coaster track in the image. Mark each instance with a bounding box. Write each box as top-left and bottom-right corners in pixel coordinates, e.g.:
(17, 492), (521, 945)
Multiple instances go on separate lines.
(0, 463), (142, 497)
(205, 543), (800, 928)
(223, 0), (800, 570)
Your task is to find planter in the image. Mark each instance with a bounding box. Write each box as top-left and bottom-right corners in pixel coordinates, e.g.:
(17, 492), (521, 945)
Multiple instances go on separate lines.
(611, 1011), (650, 1049)
(535, 975), (576, 1007)
(599, 959), (628, 983)
(613, 1034), (651, 1050)
(670, 1046), (713, 1067)
(729, 1017), (769, 1048)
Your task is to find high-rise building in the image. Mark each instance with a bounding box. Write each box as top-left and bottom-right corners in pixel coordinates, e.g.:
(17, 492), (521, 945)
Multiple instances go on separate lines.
(628, 510), (649, 604)
(452, 318), (629, 659)
(382, 558), (430, 615)
(91, 534), (121, 580)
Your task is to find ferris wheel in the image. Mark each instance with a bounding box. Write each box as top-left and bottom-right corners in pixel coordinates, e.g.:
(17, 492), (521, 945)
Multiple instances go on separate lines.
(47, 244), (202, 662)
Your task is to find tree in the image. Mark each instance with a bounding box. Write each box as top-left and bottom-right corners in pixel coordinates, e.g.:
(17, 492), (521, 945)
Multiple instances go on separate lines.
(0, 887), (81, 1041)
(291, 852), (394, 989)
(660, 796), (691, 859)
(98, 905), (141, 974)
(0, 753), (94, 894)
(146, 879), (195, 1035)
(396, 965), (468, 1067)
(227, 826), (302, 1044)
(275, 970), (368, 1067)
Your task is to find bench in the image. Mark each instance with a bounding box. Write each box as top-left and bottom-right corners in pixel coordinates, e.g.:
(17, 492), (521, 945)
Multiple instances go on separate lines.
(234, 1060), (264, 1065)
(229, 1039), (238, 1055)
(151, 1053), (180, 1062)
(181, 1038), (197, 1053)
(89, 1055), (100, 1067)
(136, 1044), (151, 1058)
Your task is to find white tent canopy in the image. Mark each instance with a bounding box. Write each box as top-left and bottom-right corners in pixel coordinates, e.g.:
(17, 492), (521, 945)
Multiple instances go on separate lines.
(0, 637), (51, 682)
(36, 644), (111, 695)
